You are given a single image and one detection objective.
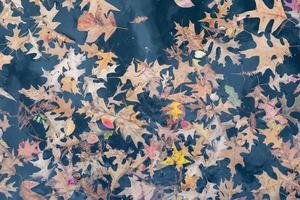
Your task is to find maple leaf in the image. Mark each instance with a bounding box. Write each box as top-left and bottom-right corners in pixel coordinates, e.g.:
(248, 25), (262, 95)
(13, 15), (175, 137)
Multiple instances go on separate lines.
(18, 139), (40, 161)
(163, 144), (191, 168)
(242, 34), (291, 74)
(0, 53), (13, 71)
(237, 0), (287, 33)
(162, 101), (185, 124)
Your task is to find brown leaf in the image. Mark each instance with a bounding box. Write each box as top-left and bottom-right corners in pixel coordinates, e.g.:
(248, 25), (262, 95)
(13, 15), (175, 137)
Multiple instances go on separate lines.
(0, 115), (10, 136)
(61, 76), (80, 94)
(0, 53), (13, 71)
(20, 181), (43, 200)
(242, 34), (290, 74)
(78, 9), (118, 42)
(115, 106), (149, 146)
(238, 0), (287, 33)
(0, 87), (16, 101)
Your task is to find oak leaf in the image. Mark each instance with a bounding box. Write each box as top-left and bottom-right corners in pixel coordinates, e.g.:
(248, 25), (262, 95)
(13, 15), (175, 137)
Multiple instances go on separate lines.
(5, 27), (28, 51)
(242, 34), (290, 74)
(0, 53), (13, 71)
(78, 9), (118, 42)
(20, 181), (43, 200)
(238, 0), (287, 33)
(260, 120), (285, 148)
(0, 177), (16, 198)
(115, 106), (149, 146)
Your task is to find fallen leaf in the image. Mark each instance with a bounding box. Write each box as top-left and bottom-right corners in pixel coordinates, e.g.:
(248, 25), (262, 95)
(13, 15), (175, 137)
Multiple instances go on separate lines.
(175, 0), (195, 8)
(65, 118), (75, 136)
(18, 140), (40, 161)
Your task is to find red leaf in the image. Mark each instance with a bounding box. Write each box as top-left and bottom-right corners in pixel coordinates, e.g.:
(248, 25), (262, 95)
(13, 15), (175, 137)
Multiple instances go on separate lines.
(101, 116), (115, 129)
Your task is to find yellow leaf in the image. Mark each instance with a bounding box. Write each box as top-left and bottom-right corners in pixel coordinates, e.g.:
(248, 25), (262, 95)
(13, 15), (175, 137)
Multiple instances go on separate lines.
(164, 101), (184, 121)
(65, 119), (75, 136)
(61, 76), (80, 94)
(163, 144), (190, 168)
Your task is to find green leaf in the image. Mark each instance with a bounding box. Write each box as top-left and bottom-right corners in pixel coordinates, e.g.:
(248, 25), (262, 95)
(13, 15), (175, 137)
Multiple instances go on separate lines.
(104, 131), (113, 140)
(225, 85), (242, 107)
